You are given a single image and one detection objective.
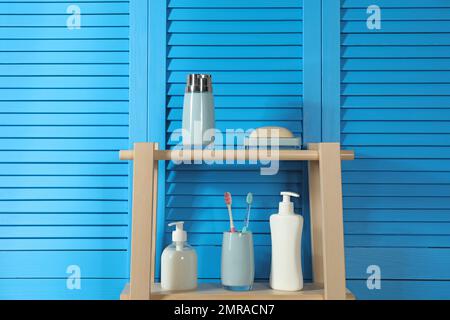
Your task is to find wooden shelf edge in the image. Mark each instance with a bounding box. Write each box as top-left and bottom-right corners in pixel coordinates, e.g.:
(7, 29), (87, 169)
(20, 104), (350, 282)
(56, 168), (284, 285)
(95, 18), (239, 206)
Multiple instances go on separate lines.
(120, 283), (355, 300)
(120, 148), (355, 161)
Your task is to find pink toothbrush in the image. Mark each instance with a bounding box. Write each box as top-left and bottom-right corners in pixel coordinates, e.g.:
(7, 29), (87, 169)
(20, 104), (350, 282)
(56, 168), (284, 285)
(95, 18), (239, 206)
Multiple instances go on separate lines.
(224, 192), (236, 233)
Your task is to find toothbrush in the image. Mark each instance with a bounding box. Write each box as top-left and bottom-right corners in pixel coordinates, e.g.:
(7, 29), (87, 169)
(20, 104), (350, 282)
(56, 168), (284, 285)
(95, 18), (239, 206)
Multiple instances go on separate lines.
(242, 193), (253, 233)
(224, 192), (236, 233)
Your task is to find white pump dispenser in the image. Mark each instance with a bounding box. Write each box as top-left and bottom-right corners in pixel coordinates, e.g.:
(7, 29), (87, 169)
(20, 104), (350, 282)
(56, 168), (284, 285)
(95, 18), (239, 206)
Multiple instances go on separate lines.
(169, 221), (187, 250)
(270, 191), (303, 291)
(161, 221), (197, 291)
(279, 191), (298, 215)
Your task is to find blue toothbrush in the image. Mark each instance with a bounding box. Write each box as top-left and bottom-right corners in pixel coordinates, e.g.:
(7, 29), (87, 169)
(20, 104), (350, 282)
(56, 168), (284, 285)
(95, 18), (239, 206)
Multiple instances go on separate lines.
(242, 193), (253, 233)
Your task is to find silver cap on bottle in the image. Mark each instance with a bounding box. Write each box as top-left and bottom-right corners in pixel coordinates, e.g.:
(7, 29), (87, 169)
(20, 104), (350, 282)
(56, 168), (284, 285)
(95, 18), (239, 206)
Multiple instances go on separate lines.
(185, 74), (213, 93)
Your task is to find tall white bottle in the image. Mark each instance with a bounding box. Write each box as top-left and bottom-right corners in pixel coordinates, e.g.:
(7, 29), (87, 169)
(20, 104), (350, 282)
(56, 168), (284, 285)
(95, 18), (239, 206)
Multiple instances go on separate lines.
(269, 191), (303, 291)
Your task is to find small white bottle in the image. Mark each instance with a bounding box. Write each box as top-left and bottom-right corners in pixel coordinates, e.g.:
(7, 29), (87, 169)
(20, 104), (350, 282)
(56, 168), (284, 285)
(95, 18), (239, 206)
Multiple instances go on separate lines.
(182, 74), (215, 147)
(161, 221), (197, 291)
(269, 192), (303, 291)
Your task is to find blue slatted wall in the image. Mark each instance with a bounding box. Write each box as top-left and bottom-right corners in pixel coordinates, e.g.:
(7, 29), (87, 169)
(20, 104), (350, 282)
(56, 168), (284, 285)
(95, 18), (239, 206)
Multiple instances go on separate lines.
(340, 0), (450, 299)
(0, 0), (129, 299)
(163, 0), (309, 282)
(5, 0), (449, 300)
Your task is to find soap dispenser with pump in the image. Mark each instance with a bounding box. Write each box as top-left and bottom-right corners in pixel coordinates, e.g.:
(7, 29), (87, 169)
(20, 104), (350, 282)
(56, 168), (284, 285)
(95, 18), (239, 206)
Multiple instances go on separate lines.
(161, 221), (197, 291)
(269, 191), (303, 291)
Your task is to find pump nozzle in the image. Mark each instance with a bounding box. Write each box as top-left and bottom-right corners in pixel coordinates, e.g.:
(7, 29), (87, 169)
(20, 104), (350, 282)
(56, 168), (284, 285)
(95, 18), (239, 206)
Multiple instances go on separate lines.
(281, 191), (299, 202)
(168, 221), (187, 242)
(279, 191), (300, 215)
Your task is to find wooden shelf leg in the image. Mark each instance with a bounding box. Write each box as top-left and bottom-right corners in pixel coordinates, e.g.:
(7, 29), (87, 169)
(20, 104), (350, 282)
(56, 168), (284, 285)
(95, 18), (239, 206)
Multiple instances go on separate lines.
(150, 143), (159, 285)
(308, 143), (347, 300)
(129, 143), (156, 300)
(308, 143), (324, 286)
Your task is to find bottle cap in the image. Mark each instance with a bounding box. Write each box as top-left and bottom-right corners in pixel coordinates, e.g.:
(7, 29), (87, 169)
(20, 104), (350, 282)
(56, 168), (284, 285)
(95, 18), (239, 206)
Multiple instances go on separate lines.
(279, 191), (300, 215)
(185, 74), (213, 93)
(168, 221), (187, 242)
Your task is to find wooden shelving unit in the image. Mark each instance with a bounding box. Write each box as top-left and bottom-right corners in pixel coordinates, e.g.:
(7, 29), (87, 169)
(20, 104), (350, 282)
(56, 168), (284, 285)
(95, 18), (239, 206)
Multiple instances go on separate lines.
(119, 142), (355, 300)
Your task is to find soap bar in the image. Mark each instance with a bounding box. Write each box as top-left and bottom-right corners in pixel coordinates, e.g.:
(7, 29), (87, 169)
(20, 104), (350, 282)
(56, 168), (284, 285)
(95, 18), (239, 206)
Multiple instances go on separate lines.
(249, 126), (294, 139)
(244, 126), (302, 148)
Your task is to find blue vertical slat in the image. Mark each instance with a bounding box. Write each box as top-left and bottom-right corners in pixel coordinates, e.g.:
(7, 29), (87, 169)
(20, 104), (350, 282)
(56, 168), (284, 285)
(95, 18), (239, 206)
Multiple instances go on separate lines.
(148, 0), (167, 281)
(128, 0), (149, 281)
(301, 0), (323, 282)
(303, 0), (322, 143)
(322, 0), (340, 142)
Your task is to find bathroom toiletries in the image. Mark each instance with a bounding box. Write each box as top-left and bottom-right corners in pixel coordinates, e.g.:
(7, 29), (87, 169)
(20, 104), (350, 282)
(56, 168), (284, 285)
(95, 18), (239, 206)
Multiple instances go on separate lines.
(224, 192), (236, 233)
(182, 74), (215, 147)
(269, 191), (303, 291)
(161, 221), (197, 291)
(221, 231), (254, 291)
(242, 192), (253, 233)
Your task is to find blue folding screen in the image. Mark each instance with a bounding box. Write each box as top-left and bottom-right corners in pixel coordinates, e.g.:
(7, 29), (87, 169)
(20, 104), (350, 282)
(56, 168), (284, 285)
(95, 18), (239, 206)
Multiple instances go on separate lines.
(0, 1), (129, 299)
(334, 0), (450, 299)
(161, 0), (309, 282)
(1, 0), (449, 300)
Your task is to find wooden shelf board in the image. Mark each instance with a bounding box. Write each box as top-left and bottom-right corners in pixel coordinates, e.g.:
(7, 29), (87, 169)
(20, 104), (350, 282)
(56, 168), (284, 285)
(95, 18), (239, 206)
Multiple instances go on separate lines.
(120, 282), (355, 300)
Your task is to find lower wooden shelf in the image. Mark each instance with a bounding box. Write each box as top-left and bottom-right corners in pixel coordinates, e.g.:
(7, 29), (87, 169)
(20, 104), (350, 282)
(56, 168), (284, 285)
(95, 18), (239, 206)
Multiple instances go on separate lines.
(120, 282), (355, 300)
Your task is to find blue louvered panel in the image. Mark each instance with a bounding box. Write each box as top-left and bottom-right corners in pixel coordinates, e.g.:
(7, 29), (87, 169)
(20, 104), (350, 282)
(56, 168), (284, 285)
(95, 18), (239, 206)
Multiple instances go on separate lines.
(164, 0), (306, 281)
(0, 0), (129, 299)
(341, 0), (450, 299)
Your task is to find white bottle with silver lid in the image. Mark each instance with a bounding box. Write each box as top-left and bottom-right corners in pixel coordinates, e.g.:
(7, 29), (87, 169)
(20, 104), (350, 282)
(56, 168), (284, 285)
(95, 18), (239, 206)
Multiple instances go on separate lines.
(182, 74), (215, 147)
(269, 192), (303, 291)
(161, 221), (197, 291)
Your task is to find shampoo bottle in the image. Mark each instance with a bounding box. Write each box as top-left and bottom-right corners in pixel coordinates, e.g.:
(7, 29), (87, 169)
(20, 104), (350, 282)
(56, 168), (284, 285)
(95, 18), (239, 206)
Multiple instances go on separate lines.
(161, 221), (197, 291)
(269, 192), (303, 291)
